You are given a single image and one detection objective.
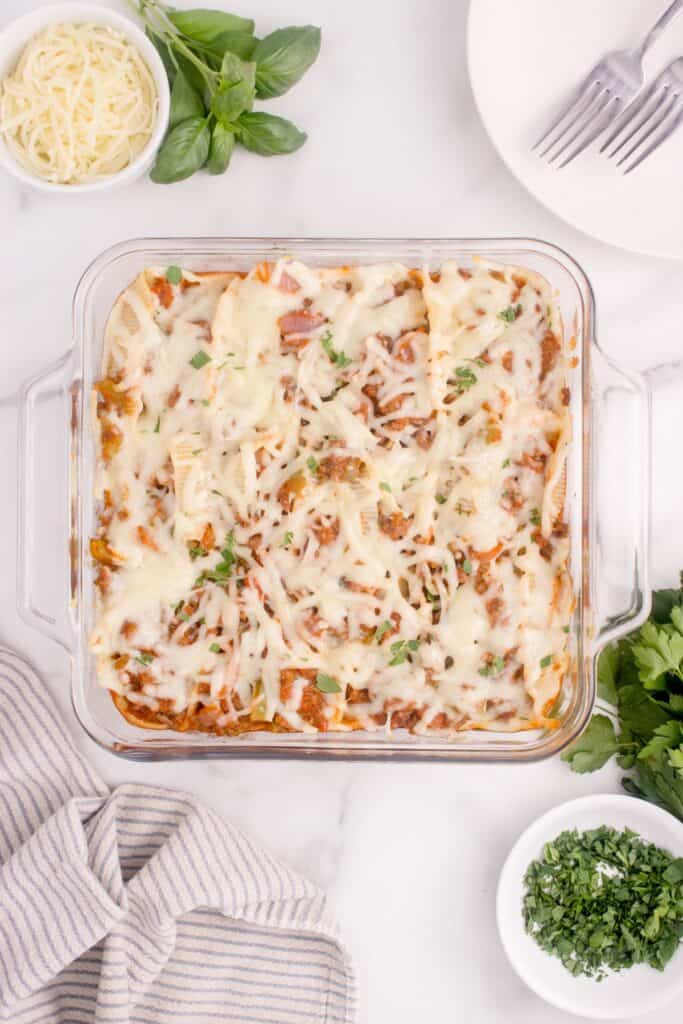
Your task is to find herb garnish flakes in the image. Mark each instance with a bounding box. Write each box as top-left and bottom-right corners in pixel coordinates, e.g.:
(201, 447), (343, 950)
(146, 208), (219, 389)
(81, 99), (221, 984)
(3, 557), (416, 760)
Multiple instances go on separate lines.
(315, 672), (342, 693)
(523, 826), (683, 979)
(190, 349), (211, 370)
(498, 304), (522, 324)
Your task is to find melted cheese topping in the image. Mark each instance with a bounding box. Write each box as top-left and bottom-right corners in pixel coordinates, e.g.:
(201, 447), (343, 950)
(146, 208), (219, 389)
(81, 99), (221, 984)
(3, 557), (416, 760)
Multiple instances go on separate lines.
(90, 260), (574, 737)
(0, 23), (157, 185)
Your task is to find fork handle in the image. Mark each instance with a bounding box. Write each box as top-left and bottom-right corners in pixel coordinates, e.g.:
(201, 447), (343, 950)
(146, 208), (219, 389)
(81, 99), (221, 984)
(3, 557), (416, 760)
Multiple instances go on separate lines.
(639, 0), (683, 56)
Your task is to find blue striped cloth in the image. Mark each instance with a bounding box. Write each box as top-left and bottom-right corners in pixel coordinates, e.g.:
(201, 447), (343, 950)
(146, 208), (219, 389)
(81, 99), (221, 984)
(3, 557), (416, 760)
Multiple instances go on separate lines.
(0, 647), (356, 1023)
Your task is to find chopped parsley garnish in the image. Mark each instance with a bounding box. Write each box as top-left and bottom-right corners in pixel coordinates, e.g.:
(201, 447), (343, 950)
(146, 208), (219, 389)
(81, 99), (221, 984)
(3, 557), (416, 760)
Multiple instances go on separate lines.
(201, 398), (211, 407)
(320, 331), (352, 369)
(166, 265), (182, 284)
(179, 610), (190, 622)
(498, 304), (522, 324)
(211, 489), (223, 497)
(135, 652), (155, 666)
(189, 349), (211, 370)
(379, 482), (392, 493)
(529, 508), (542, 527)
(375, 620), (393, 643)
(540, 654), (553, 669)
(523, 826), (683, 979)
(306, 455), (318, 473)
(315, 672), (342, 693)
(435, 493), (447, 505)
(191, 448), (203, 456)
(389, 638), (419, 666)
(455, 500), (473, 516)
(281, 531), (294, 547)
(196, 532), (238, 585)
(502, 457), (511, 468)
(209, 642), (222, 654)
(173, 600), (184, 615)
(188, 544), (207, 560)
(478, 656), (505, 677)
(462, 558), (472, 575)
(454, 366), (477, 393)
(562, 625), (571, 634)
(153, 415), (161, 433)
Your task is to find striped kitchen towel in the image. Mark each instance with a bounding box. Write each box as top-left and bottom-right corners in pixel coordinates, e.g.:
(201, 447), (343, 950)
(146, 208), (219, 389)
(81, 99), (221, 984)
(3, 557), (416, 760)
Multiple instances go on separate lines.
(0, 647), (356, 1024)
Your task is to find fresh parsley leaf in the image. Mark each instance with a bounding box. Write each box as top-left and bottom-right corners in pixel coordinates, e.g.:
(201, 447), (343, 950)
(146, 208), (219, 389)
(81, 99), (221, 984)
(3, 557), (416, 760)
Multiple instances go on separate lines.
(498, 304), (522, 324)
(478, 656), (505, 677)
(375, 620), (393, 643)
(598, 644), (620, 705)
(389, 638), (420, 666)
(454, 366), (477, 393)
(253, 26), (321, 99)
(315, 672), (341, 693)
(320, 331), (352, 369)
(166, 265), (183, 284)
(190, 349), (211, 370)
(561, 714), (618, 773)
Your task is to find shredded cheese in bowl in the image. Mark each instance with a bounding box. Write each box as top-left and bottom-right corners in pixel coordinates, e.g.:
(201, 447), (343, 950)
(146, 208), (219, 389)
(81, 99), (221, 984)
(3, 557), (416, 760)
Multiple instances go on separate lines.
(0, 21), (158, 185)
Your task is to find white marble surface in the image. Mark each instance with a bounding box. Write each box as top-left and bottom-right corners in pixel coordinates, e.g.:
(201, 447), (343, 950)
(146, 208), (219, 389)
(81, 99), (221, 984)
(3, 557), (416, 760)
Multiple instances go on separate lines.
(2, 1), (683, 1022)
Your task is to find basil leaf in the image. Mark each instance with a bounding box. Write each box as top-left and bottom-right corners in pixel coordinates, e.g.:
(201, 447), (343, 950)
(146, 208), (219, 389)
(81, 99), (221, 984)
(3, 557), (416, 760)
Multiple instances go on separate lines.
(169, 70), (205, 130)
(199, 30), (257, 61)
(237, 112), (306, 155)
(146, 27), (176, 82)
(253, 26), (321, 99)
(211, 54), (255, 123)
(151, 117), (211, 184)
(207, 122), (235, 174)
(167, 9), (255, 43)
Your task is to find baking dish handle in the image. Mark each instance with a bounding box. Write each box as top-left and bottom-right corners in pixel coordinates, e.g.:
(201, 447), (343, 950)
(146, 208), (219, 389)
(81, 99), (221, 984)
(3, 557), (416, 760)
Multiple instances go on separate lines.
(592, 349), (651, 647)
(17, 352), (76, 651)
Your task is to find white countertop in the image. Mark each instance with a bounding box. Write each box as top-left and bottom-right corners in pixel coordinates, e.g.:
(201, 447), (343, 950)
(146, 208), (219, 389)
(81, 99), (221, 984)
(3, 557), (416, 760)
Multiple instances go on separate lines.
(2, 1), (683, 1022)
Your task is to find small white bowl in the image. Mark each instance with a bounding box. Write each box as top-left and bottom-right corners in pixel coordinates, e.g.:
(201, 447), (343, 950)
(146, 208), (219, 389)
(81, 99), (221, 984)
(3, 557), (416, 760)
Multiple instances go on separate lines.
(497, 795), (683, 1019)
(0, 3), (170, 192)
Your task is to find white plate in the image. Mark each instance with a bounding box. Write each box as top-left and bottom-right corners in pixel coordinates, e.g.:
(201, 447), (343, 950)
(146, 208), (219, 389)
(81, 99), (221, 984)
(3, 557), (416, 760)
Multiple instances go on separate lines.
(497, 795), (683, 1018)
(468, 0), (683, 258)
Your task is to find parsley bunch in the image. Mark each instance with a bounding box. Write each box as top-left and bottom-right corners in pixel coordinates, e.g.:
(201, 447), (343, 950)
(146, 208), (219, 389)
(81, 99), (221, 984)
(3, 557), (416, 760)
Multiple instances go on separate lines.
(524, 826), (683, 979)
(563, 577), (683, 820)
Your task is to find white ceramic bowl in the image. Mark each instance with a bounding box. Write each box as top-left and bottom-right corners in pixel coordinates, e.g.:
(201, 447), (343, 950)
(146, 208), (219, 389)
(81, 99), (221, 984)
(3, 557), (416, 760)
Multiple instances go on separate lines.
(497, 795), (683, 1019)
(0, 3), (170, 192)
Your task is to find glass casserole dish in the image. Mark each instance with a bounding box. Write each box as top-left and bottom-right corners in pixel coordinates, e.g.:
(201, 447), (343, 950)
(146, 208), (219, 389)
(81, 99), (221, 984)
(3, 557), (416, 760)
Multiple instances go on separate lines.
(17, 237), (650, 761)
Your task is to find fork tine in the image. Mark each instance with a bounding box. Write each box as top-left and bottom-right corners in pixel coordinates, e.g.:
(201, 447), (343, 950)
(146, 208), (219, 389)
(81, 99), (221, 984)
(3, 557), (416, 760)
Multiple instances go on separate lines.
(606, 85), (666, 158)
(599, 83), (656, 153)
(545, 89), (610, 163)
(533, 77), (599, 152)
(622, 98), (683, 173)
(616, 90), (678, 166)
(539, 85), (604, 159)
(557, 95), (621, 167)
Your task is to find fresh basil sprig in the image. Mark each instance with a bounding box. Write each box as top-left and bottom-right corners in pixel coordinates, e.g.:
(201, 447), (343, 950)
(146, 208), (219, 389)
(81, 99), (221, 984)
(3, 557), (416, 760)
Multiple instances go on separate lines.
(133, 1), (320, 184)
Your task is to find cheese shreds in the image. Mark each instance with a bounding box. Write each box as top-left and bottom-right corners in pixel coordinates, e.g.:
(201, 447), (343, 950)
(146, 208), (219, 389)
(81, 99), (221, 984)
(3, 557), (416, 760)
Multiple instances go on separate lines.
(91, 260), (575, 738)
(0, 22), (157, 185)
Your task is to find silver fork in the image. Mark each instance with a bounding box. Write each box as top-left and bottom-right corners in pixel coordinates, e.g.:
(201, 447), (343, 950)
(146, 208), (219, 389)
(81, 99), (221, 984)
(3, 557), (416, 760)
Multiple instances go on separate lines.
(601, 58), (683, 172)
(534, 0), (683, 168)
